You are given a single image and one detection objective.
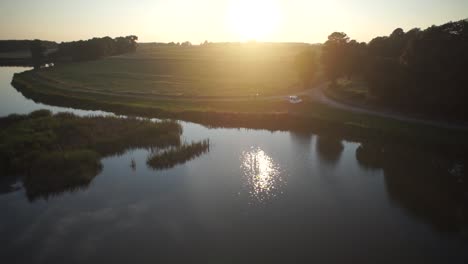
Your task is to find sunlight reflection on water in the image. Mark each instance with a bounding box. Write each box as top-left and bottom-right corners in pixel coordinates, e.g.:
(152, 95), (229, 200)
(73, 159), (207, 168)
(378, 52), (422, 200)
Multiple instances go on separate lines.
(240, 147), (286, 203)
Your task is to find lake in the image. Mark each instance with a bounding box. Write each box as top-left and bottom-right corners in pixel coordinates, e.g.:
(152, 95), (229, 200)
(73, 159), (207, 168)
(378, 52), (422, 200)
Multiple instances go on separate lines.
(1, 67), (467, 263)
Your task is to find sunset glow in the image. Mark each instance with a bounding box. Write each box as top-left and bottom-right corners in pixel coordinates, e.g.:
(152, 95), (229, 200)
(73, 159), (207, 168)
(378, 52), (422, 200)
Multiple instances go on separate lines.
(227, 0), (281, 41)
(0, 0), (467, 43)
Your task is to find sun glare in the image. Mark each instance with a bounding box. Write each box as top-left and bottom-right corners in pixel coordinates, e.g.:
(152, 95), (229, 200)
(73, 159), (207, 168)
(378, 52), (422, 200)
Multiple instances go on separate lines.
(240, 147), (285, 203)
(227, 0), (281, 41)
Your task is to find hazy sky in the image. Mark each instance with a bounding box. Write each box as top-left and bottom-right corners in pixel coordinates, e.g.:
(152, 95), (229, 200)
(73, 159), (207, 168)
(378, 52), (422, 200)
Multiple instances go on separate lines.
(0, 0), (467, 43)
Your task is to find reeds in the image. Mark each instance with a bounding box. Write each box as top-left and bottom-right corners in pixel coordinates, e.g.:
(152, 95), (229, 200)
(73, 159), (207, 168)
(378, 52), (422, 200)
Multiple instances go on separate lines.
(147, 139), (210, 170)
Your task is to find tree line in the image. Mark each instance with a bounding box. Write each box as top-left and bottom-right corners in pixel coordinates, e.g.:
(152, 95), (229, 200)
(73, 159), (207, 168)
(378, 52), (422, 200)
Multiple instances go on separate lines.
(28, 35), (138, 69)
(50, 35), (138, 62)
(0, 40), (57, 53)
(318, 19), (468, 119)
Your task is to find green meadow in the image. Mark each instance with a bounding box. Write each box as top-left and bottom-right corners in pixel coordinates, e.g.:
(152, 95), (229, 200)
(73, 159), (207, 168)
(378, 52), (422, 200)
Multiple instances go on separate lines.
(34, 43), (315, 98)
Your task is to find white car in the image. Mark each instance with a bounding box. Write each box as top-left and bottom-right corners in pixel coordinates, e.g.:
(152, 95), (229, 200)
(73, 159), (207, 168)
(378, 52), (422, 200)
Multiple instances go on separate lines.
(288, 96), (303, 104)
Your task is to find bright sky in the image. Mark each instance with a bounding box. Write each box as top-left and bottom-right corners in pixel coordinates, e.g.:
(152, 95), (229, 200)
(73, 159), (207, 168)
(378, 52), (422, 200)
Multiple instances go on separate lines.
(0, 0), (467, 43)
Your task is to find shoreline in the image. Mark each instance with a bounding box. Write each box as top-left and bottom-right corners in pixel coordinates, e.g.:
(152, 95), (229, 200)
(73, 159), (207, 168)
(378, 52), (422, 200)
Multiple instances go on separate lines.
(11, 71), (468, 152)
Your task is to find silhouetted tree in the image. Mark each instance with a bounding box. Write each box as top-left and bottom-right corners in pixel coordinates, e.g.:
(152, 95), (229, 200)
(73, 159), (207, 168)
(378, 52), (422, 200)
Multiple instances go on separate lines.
(328, 19), (468, 119)
(30, 40), (46, 70)
(181, 41), (192, 47)
(368, 28), (420, 59)
(321, 32), (350, 85)
(295, 49), (318, 88)
(51, 35), (139, 62)
(0, 40), (57, 53)
(344, 40), (368, 78)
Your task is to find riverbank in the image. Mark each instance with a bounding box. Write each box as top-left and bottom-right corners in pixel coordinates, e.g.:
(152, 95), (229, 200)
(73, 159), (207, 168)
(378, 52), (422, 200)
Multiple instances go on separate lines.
(11, 69), (468, 151)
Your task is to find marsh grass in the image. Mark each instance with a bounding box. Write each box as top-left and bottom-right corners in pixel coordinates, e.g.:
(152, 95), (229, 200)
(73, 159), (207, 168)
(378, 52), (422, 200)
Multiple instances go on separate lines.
(0, 110), (186, 200)
(147, 139), (210, 170)
(0, 110), (183, 173)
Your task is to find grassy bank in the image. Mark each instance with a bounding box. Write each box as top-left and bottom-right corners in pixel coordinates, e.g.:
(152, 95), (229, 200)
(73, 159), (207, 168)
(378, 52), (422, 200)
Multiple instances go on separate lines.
(0, 110), (211, 200)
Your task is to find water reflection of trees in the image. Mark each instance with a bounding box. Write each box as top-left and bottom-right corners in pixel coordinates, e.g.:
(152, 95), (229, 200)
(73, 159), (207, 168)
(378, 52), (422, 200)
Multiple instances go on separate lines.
(316, 136), (344, 165)
(0, 176), (21, 195)
(23, 151), (103, 201)
(289, 131), (312, 152)
(356, 142), (468, 233)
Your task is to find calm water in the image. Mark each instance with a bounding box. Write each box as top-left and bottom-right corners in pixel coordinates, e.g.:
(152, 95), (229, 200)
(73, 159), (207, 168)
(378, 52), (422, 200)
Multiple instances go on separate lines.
(0, 67), (467, 263)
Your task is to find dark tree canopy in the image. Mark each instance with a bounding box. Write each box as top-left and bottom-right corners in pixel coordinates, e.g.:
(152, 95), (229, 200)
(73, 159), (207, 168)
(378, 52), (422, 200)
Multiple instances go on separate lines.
(321, 32), (351, 82)
(327, 32), (350, 43)
(321, 32), (367, 84)
(30, 40), (46, 70)
(181, 41), (192, 47)
(295, 49), (318, 88)
(51, 35), (138, 62)
(319, 19), (468, 120)
(0, 40), (57, 53)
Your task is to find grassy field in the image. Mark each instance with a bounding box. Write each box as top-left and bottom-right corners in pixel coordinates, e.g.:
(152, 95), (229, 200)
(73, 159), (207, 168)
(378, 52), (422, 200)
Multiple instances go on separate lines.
(35, 43), (316, 97)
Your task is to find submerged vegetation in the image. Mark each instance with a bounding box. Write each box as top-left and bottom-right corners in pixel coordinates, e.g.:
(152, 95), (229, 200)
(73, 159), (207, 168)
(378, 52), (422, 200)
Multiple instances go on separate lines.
(0, 110), (209, 200)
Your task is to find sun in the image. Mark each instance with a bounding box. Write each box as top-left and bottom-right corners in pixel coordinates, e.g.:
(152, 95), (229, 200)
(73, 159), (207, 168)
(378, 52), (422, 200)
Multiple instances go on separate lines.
(227, 0), (281, 41)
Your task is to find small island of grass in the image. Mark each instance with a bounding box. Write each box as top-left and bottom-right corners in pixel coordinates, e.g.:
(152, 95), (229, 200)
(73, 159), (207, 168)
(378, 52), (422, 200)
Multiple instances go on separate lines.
(147, 139), (210, 170)
(0, 110), (209, 200)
